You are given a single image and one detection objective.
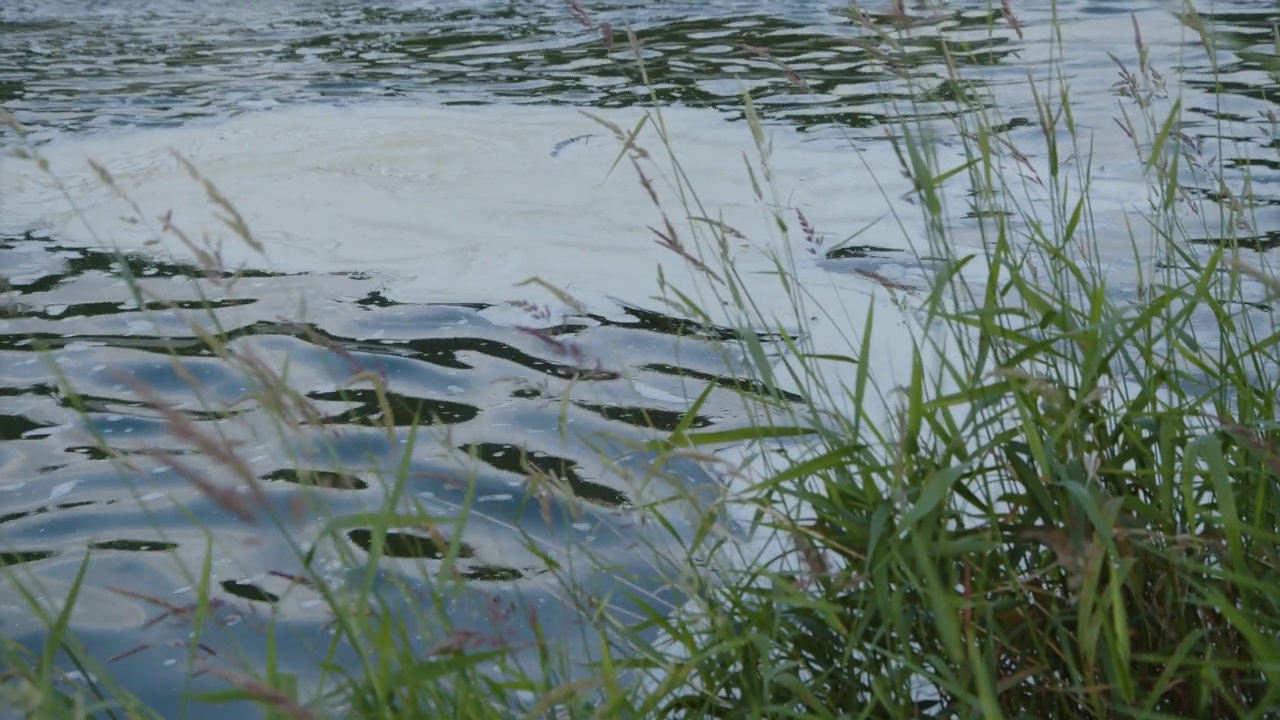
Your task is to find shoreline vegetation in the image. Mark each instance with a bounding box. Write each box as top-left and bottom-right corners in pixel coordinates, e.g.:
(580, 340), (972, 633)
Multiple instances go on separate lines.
(5, 1), (1280, 717)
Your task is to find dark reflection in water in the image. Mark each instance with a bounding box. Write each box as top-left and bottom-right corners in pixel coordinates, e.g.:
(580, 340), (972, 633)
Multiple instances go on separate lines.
(347, 527), (476, 560)
(1, 550), (56, 566)
(0, 232), (760, 717)
(0, 0), (1003, 133)
(462, 440), (630, 507)
(89, 539), (179, 552)
(4, 0), (1276, 139)
(262, 468), (369, 490)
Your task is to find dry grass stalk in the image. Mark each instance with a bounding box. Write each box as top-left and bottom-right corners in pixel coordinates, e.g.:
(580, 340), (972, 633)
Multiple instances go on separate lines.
(201, 667), (319, 720)
(564, 0), (594, 29)
(740, 43), (812, 94)
(1000, 0), (1023, 39)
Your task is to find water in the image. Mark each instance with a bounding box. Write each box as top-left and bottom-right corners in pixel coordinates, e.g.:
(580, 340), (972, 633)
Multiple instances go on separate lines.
(2, 0), (1279, 715)
(0, 233), (762, 717)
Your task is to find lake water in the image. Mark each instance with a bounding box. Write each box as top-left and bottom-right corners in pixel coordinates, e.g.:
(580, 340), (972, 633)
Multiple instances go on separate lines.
(2, 0), (1279, 716)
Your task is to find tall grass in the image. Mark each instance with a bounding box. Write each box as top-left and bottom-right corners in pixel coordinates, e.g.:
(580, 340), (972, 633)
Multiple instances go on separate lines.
(621, 3), (1280, 718)
(5, 0), (1280, 718)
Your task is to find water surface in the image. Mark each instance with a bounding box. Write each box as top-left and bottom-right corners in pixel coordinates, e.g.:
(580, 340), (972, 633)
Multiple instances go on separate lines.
(2, 0), (1279, 715)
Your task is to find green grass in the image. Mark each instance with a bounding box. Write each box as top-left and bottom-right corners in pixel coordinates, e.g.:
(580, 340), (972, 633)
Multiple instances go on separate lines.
(628, 4), (1280, 717)
(5, 1), (1280, 718)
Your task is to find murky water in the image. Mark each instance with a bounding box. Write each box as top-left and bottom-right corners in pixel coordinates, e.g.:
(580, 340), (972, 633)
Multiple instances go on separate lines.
(2, 0), (1279, 715)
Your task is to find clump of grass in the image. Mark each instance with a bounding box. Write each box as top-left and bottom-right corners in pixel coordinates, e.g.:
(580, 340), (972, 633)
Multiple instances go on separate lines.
(616, 3), (1280, 718)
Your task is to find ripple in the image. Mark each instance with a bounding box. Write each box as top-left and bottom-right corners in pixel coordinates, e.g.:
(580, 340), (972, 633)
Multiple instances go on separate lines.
(0, 235), (763, 716)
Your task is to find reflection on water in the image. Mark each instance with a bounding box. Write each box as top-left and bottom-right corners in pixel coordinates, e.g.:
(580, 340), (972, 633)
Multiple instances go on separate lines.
(0, 233), (764, 716)
(3, 0), (1280, 715)
(1, 0), (1276, 138)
